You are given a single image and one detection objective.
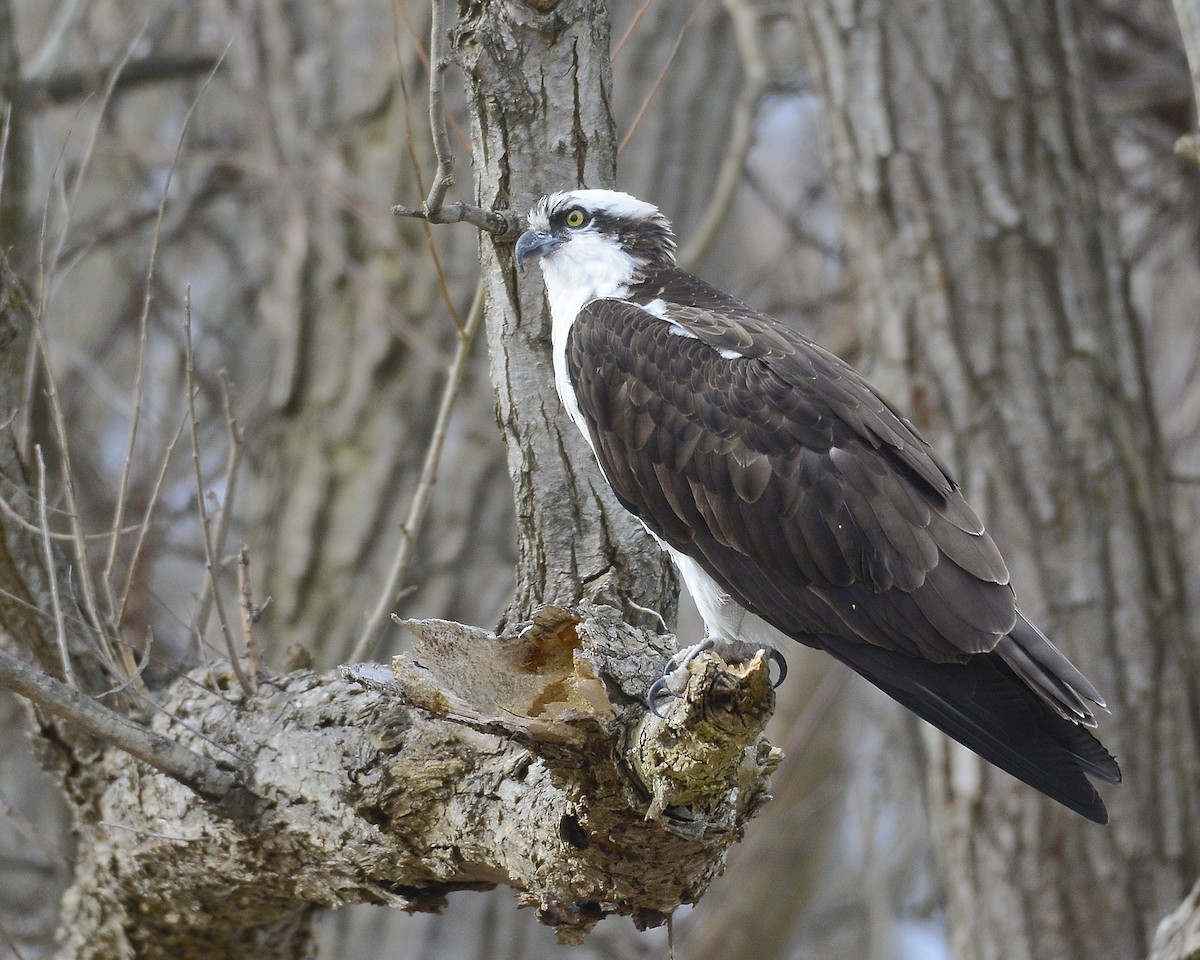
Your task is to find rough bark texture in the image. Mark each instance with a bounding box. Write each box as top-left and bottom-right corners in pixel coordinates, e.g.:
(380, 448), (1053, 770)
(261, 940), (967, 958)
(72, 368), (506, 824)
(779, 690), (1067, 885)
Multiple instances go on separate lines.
(456, 0), (677, 626)
(0, 0), (28, 272)
(227, 0), (513, 661)
(51, 604), (776, 960)
(794, 1), (1199, 958)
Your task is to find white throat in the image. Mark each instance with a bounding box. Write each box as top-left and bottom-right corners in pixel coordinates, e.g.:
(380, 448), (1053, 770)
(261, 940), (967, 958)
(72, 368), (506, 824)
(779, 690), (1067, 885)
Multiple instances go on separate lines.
(539, 232), (643, 441)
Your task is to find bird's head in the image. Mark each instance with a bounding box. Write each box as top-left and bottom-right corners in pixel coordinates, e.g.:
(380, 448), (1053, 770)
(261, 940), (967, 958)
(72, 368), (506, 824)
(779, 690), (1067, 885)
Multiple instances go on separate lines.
(515, 190), (677, 302)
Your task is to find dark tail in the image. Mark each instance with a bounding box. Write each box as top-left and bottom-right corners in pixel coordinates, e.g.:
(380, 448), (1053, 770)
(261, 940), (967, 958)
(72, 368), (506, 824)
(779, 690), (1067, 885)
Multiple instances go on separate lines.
(825, 631), (1120, 823)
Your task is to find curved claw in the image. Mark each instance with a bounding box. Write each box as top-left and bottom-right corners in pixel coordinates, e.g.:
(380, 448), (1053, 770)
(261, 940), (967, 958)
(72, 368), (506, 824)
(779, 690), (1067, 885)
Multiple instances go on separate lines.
(766, 648), (788, 688)
(646, 640), (716, 716)
(647, 676), (672, 717)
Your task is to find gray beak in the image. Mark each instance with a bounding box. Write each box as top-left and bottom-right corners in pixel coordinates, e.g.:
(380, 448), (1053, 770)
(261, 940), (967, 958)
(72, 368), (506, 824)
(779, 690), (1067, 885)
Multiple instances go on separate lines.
(515, 229), (563, 273)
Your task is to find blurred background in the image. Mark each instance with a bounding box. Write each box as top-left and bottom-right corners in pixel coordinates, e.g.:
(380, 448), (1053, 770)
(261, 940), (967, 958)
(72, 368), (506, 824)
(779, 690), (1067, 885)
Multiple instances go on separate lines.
(0, 0), (1197, 957)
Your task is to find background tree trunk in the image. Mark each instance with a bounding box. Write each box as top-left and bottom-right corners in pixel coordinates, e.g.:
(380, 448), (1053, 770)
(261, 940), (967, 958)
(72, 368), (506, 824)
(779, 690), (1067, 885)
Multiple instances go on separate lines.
(794, 1), (1200, 957)
(2, 0), (1199, 956)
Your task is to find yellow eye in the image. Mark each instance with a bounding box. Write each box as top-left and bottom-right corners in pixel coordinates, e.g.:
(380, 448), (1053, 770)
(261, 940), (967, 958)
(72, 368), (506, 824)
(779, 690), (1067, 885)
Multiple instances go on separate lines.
(565, 208), (587, 228)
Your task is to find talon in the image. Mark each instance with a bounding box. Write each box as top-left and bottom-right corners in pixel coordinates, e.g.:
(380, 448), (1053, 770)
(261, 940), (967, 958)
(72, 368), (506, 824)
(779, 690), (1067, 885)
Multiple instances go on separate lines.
(766, 648), (788, 688)
(647, 676), (672, 717)
(646, 639), (716, 715)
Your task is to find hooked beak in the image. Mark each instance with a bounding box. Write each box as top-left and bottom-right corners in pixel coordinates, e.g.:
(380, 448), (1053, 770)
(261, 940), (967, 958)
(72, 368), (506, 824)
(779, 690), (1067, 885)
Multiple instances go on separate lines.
(515, 228), (563, 273)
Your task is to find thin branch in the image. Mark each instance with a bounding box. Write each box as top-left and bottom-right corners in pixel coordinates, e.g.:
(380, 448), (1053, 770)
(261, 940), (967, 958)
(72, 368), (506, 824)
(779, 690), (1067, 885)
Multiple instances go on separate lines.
(183, 290), (252, 698)
(116, 412), (187, 630)
(34, 445), (74, 688)
(0, 646), (250, 805)
(676, 0), (767, 267)
(193, 371), (244, 637)
(393, 0), (471, 153)
(425, 0), (455, 213)
(397, 64), (465, 334)
(392, 199), (523, 238)
(618, 0), (708, 156)
(24, 52), (225, 105)
(94, 625), (154, 701)
(102, 271), (151, 640)
(38, 24), (145, 305)
(31, 33), (147, 668)
(0, 481), (145, 542)
(237, 547), (263, 690)
(391, 0), (522, 238)
(349, 282), (486, 663)
(612, 0), (657, 62)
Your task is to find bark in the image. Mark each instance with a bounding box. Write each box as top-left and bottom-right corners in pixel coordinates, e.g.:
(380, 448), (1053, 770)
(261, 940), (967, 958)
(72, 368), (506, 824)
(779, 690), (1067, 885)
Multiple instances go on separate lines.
(794, 1), (1199, 958)
(226, 0), (514, 662)
(456, 0), (676, 626)
(0, 0), (28, 272)
(51, 605), (776, 960)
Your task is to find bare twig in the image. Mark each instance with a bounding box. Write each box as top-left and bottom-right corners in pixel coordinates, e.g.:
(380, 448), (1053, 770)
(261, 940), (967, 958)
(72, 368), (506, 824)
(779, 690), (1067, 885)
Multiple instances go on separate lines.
(0, 482), (144, 541)
(103, 48), (228, 638)
(391, 0), (522, 238)
(24, 52), (225, 105)
(393, 0), (471, 153)
(618, 0), (708, 155)
(116, 412), (186, 630)
(193, 371), (244, 637)
(0, 646), (250, 805)
(184, 290), (252, 698)
(392, 199), (522, 237)
(425, 0), (455, 212)
(612, 0), (657, 62)
(349, 282), (486, 663)
(397, 66), (466, 334)
(677, 0), (766, 267)
(34, 445), (75, 688)
(38, 24), (145, 303)
(237, 547), (263, 690)
(95, 625), (154, 701)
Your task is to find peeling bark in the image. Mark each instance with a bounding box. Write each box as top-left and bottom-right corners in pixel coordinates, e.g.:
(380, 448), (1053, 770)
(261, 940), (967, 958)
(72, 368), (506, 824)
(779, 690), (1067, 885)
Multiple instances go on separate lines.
(54, 606), (776, 959)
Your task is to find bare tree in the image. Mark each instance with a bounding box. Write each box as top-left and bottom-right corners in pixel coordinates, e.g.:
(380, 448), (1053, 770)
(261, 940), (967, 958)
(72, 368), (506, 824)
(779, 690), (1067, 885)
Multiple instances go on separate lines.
(1, 0), (1199, 958)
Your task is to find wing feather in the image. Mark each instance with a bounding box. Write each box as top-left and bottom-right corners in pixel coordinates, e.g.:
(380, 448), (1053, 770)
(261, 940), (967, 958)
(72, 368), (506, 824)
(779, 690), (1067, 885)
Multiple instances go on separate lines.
(568, 290), (1013, 661)
(561, 267), (1116, 816)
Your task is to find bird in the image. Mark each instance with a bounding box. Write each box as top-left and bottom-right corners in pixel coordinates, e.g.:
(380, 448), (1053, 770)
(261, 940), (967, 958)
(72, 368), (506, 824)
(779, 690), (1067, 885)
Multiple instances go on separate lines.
(514, 188), (1120, 823)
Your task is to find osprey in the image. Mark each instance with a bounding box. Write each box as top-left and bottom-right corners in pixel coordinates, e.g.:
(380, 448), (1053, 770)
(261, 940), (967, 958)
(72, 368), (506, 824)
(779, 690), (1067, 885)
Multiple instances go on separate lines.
(515, 189), (1120, 823)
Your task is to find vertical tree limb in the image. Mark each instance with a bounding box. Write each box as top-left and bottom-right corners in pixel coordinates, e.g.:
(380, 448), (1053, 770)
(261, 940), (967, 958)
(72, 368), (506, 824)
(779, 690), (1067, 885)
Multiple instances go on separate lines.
(794, 0), (1198, 956)
(454, 0), (677, 627)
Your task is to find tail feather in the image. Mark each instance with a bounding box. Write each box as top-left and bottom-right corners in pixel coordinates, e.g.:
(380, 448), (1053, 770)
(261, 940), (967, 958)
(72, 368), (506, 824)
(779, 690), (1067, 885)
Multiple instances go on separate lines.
(997, 611), (1107, 723)
(825, 636), (1120, 822)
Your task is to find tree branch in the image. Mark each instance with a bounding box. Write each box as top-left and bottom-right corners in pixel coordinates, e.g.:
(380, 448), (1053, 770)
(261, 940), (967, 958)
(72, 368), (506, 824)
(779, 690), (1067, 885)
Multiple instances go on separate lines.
(390, 0), (524, 238)
(0, 646), (250, 807)
(1172, 0), (1200, 163)
(50, 605), (776, 959)
(22, 52), (225, 105)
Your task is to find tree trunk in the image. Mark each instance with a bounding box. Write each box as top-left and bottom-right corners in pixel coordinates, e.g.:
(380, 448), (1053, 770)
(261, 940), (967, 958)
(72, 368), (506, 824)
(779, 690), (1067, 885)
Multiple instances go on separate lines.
(794, 1), (1200, 957)
(456, 0), (676, 627)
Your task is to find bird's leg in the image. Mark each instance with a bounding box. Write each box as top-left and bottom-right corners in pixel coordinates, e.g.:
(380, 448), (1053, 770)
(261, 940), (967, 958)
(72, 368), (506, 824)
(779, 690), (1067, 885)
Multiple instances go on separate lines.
(647, 637), (787, 715)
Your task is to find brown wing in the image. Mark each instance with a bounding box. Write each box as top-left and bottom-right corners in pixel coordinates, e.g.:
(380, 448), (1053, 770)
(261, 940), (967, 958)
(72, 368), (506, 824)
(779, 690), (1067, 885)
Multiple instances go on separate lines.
(568, 282), (1014, 662)
(566, 275), (1119, 821)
